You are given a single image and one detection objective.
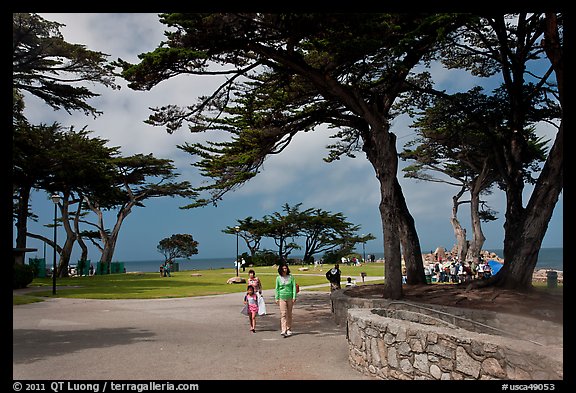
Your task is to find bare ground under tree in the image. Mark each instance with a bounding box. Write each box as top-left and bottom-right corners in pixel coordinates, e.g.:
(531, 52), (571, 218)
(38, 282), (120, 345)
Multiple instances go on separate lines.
(345, 283), (563, 324)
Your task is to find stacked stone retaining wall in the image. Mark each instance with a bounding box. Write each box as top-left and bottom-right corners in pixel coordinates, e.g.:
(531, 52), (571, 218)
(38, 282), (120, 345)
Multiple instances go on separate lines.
(331, 290), (562, 346)
(347, 309), (562, 380)
(332, 290), (563, 380)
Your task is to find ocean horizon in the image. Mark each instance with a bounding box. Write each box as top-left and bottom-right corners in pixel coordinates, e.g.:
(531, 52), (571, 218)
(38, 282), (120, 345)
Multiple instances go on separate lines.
(116, 247), (563, 274)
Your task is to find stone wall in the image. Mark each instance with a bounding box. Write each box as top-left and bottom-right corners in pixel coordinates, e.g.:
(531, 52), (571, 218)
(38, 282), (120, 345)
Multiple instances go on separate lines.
(331, 290), (563, 346)
(331, 290), (563, 380)
(347, 309), (563, 380)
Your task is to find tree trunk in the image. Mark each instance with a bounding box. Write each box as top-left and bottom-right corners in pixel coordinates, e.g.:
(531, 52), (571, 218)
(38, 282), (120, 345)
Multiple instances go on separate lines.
(99, 208), (128, 265)
(84, 194), (133, 268)
(57, 195), (78, 277)
(364, 127), (404, 299)
(15, 184), (32, 260)
(58, 233), (75, 278)
(379, 187), (403, 299)
(74, 206), (89, 263)
(450, 187), (468, 262)
(467, 183), (486, 266)
(396, 179), (427, 285)
(100, 239), (117, 265)
(491, 121), (563, 290)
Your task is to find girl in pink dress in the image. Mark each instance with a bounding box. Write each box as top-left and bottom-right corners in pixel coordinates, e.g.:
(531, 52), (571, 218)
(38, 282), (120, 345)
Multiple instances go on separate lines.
(248, 269), (266, 315)
(244, 285), (259, 332)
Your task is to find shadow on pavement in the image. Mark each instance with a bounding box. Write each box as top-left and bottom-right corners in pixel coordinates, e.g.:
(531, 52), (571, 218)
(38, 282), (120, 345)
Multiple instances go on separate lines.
(13, 327), (155, 364)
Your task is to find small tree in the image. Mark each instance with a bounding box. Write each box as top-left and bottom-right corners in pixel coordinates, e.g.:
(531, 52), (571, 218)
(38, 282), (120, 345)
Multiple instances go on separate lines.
(222, 217), (264, 258)
(157, 234), (199, 264)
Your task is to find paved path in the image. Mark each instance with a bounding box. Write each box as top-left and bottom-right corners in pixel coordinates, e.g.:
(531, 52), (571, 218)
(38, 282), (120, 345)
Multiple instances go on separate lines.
(13, 286), (377, 381)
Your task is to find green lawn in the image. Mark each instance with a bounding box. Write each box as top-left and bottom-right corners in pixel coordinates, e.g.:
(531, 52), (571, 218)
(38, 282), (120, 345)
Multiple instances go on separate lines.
(13, 263), (387, 304)
(14, 262), (561, 305)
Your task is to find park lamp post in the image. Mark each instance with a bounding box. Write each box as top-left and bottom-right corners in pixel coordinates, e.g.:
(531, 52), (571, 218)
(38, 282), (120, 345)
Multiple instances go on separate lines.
(235, 226), (240, 277)
(51, 194), (61, 295)
(362, 234), (366, 263)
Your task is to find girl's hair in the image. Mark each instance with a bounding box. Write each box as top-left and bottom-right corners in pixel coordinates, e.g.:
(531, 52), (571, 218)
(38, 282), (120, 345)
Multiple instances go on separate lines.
(247, 285), (255, 292)
(248, 269), (255, 275)
(277, 264), (290, 275)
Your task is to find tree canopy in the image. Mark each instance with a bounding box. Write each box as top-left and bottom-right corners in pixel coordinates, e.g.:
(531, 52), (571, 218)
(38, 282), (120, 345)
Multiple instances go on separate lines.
(117, 12), (562, 295)
(225, 203), (374, 264)
(157, 234), (199, 264)
(13, 13), (119, 118)
(118, 13), (469, 298)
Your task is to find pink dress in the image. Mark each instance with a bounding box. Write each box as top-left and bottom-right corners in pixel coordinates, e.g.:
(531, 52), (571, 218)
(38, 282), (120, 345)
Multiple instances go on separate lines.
(245, 293), (259, 314)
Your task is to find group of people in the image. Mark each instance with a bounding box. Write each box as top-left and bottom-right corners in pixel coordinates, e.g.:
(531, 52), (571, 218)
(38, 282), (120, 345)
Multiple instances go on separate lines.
(427, 258), (493, 283)
(242, 265), (298, 337)
(159, 262), (172, 277)
(340, 256), (362, 266)
(235, 258), (247, 272)
(242, 262), (362, 335)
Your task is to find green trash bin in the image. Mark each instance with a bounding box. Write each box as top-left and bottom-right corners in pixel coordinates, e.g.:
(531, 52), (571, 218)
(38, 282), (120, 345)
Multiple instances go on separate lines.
(96, 262), (109, 275)
(425, 274), (432, 284)
(111, 262), (119, 274)
(110, 262), (125, 274)
(172, 262), (179, 272)
(77, 260), (90, 276)
(546, 270), (558, 289)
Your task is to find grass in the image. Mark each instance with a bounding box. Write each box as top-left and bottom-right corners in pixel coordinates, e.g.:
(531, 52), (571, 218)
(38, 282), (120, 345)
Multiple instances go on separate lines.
(14, 262), (559, 305)
(13, 263), (386, 304)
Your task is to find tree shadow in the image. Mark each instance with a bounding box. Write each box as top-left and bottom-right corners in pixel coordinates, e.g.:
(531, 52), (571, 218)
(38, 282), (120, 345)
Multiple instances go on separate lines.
(262, 292), (346, 337)
(13, 327), (155, 364)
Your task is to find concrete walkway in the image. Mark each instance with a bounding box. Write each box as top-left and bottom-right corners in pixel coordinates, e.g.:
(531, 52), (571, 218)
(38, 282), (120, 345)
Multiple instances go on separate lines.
(13, 285), (377, 381)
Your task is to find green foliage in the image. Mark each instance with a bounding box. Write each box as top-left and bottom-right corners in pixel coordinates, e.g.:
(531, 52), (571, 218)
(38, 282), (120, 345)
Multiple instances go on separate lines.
(321, 251), (340, 265)
(13, 264), (35, 289)
(322, 250), (362, 265)
(115, 13), (562, 292)
(251, 250), (279, 266)
(118, 13), (468, 209)
(222, 217), (263, 257)
(13, 13), (119, 119)
(157, 234), (199, 263)
(227, 203), (373, 264)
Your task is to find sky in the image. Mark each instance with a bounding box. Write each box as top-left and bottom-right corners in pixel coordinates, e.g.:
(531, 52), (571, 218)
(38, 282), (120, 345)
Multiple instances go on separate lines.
(17, 13), (563, 264)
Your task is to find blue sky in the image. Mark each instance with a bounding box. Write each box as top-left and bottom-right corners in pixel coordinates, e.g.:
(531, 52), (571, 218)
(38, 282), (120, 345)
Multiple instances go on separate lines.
(18, 13), (563, 263)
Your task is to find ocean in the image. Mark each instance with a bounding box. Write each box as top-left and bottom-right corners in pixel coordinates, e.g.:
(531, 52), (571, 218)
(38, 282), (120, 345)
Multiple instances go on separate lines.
(119, 247), (563, 273)
(487, 247), (563, 271)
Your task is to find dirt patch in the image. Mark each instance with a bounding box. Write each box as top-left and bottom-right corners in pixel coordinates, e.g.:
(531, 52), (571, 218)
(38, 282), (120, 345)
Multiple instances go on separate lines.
(346, 283), (563, 324)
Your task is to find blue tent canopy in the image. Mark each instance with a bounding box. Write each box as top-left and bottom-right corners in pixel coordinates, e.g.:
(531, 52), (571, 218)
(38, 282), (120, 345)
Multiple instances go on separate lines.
(488, 260), (503, 275)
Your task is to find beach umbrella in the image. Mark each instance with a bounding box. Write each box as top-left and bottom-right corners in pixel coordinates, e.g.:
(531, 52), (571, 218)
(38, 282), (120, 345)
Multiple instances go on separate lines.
(488, 260), (503, 275)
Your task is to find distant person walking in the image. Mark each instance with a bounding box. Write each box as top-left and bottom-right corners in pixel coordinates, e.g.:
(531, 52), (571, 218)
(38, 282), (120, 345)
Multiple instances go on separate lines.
(275, 264), (297, 337)
(326, 263), (342, 292)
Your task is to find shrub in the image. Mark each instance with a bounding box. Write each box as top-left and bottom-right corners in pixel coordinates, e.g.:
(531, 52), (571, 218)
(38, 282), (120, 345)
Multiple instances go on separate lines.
(251, 250), (280, 266)
(13, 263), (35, 289)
